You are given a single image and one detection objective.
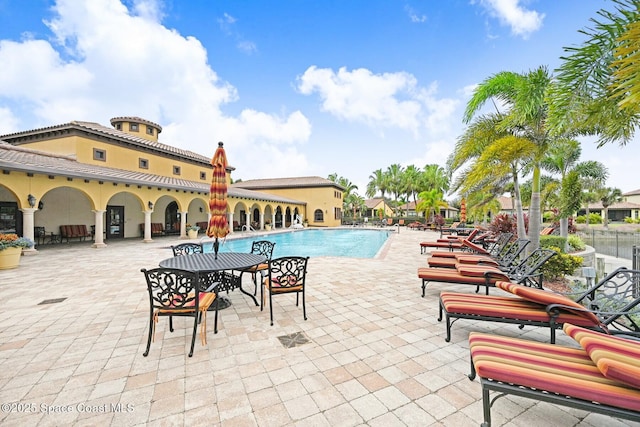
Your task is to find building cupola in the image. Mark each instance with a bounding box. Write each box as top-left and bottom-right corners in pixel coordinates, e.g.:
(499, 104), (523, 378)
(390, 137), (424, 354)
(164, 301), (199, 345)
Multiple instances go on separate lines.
(110, 116), (162, 142)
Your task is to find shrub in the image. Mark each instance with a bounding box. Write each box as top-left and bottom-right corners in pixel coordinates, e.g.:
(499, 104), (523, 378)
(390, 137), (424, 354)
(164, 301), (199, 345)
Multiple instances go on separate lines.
(540, 235), (567, 252)
(542, 211), (554, 222)
(567, 234), (586, 252)
(587, 213), (602, 224)
(540, 246), (584, 281)
(489, 213), (516, 234)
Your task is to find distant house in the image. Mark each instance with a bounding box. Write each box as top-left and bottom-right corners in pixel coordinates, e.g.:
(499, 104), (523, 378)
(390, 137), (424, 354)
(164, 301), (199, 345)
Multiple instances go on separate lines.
(572, 189), (640, 222)
(363, 198), (394, 218)
(577, 201), (640, 222)
(397, 200), (458, 220)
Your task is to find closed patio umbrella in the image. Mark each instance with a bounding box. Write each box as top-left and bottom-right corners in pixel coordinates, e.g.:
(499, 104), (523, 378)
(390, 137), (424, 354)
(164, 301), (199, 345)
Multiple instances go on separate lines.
(207, 141), (230, 259)
(460, 198), (467, 223)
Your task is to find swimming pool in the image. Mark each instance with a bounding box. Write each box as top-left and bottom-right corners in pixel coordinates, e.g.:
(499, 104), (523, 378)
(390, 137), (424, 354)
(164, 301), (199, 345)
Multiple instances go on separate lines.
(206, 228), (391, 259)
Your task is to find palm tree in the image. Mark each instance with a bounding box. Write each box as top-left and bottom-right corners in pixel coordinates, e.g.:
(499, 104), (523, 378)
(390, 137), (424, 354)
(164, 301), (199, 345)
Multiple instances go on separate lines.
(464, 67), (553, 250)
(328, 173), (359, 219)
(578, 161), (609, 226)
(448, 113), (535, 239)
(540, 139), (585, 238)
(549, 0), (640, 145)
(386, 164), (405, 216)
(403, 165), (422, 217)
(366, 169), (388, 200)
(599, 187), (623, 229)
(416, 189), (447, 222)
(421, 164), (449, 195)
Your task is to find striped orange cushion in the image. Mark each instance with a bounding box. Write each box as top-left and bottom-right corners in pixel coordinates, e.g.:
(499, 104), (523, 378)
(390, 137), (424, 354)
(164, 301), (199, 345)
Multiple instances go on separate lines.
(461, 239), (489, 255)
(456, 264), (507, 279)
(418, 268), (498, 285)
(497, 281), (603, 326)
(470, 332), (640, 411)
(440, 292), (602, 327)
(564, 323), (640, 389)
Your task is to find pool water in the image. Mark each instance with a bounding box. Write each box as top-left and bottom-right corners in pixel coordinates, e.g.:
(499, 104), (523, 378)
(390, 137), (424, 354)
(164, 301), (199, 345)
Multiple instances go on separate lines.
(206, 228), (390, 259)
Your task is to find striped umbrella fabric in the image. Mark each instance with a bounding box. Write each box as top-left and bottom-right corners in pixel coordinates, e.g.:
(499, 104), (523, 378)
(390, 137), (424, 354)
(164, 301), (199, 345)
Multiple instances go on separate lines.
(207, 142), (230, 240)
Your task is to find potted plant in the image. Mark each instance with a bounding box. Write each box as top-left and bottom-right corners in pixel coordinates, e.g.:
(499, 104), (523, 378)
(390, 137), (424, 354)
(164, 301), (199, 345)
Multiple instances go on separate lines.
(186, 224), (200, 239)
(264, 220), (272, 231)
(0, 233), (34, 270)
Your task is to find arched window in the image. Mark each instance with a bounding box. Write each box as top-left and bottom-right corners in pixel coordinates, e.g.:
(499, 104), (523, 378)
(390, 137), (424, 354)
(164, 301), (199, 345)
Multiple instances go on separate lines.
(314, 209), (324, 222)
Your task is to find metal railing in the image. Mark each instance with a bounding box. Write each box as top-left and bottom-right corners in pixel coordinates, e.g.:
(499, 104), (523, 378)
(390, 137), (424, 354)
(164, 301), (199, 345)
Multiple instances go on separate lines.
(577, 229), (640, 260)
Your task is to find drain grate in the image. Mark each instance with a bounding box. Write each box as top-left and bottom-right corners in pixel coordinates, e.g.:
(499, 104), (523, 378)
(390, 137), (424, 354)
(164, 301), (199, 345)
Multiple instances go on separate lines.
(277, 331), (310, 348)
(38, 298), (67, 305)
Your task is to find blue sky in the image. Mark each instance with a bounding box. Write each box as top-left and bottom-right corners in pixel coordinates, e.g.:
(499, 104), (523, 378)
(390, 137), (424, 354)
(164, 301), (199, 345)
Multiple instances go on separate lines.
(1, 0), (636, 197)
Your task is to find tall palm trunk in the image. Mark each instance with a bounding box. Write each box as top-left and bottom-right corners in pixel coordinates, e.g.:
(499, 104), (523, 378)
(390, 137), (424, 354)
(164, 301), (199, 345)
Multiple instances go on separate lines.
(512, 165), (526, 239)
(528, 166), (542, 251)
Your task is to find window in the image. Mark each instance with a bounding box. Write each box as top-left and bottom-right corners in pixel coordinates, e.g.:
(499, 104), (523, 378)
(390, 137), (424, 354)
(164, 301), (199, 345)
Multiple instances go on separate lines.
(146, 126), (154, 136)
(200, 171), (207, 180)
(173, 166), (181, 176)
(314, 209), (324, 222)
(115, 123), (122, 130)
(93, 148), (106, 161)
(139, 158), (149, 169)
(129, 123), (139, 132)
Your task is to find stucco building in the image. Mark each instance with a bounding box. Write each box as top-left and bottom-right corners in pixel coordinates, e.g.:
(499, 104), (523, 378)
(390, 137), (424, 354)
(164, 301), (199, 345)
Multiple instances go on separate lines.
(0, 116), (344, 250)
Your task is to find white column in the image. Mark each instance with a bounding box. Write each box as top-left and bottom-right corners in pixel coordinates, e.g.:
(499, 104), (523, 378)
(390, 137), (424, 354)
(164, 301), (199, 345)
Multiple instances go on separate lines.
(245, 211), (250, 230)
(272, 212), (276, 229)
(260, 212), (265, 230)
(180, 211), (188, 239)
(21, 207), (38, 255)
(143, 209), (153, 243)
(227, 212), (233, 234)
(92, 210), (107, 248)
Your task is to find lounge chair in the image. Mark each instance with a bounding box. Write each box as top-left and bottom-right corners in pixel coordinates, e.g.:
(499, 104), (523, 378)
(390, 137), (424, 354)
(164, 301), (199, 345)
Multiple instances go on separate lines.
(540, 226), (556, 235)
(419, 248), (556, 297)
(427, 238), (529, 270)
(468, 323), (640, 427)
(439, 221), (460, 236)
(438, 267), (640, 343)
(419, 228), (480, 254)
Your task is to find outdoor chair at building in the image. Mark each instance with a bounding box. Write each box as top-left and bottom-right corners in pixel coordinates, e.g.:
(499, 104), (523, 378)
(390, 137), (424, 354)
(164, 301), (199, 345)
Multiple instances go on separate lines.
(239, 240), (275, 295)
(262, 256), (309, 326)
(171, 243), (203, 257)
(141, 268), (216, 357)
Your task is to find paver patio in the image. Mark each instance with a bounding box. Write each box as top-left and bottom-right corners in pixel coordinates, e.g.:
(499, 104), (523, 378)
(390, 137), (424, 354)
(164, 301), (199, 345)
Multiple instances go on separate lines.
(0, 228), (636, 426)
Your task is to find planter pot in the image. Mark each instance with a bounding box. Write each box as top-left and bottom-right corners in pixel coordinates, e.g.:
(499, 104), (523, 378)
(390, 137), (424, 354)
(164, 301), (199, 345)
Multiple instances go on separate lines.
(187, 230), (198, 239)
(265, 225), (271, 231)
(0, 247), (22, 270)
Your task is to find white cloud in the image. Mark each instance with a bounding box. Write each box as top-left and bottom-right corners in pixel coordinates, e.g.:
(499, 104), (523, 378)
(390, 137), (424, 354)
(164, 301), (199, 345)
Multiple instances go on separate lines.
(405, 5), (427, 23)
(0, 0), (310, 178)
(474, 0), (544, 38)
(296, 66), (458, 136)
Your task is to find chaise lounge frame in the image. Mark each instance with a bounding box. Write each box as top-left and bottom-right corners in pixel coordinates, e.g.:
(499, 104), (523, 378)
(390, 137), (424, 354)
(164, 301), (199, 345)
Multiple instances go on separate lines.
(468, 325), (640, 427)
(419, 248), (556, 297)
(438, 267), (640, 343)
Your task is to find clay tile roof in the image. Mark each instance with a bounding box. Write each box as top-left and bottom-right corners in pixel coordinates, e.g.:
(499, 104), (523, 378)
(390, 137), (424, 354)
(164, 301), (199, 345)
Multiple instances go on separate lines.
(0, 121), (210, 165)
(110, 116), (163, 132)
(0, 141), (303, 204)
(233, 176), (344, 190)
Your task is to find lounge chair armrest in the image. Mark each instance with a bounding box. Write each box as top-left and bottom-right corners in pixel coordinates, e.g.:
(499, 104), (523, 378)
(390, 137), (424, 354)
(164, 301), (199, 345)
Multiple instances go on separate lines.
(545, 302), (640, 335)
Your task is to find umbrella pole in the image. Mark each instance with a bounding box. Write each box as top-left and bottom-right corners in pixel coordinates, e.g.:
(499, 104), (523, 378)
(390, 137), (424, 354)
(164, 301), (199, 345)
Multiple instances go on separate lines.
(214, 237), (219, 260)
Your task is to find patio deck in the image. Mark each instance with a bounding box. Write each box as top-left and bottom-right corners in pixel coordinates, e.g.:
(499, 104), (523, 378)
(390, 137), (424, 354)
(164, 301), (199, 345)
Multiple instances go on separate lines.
(0, 229), (636, 426)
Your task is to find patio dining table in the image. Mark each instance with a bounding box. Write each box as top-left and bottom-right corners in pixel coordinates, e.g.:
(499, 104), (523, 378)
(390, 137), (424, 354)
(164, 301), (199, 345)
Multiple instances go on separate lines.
(159, 252), (266, 308)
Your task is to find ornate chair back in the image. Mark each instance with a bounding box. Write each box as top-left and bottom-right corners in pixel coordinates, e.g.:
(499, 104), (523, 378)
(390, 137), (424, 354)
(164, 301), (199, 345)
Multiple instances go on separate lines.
(264, 256), (310, 326)
(141, 267), (214, 357)
(171, 243), (203, 257)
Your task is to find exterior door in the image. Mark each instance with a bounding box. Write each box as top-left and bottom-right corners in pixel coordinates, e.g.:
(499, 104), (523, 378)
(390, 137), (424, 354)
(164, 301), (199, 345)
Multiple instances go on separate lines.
(0, 202), (21, 234)
(107, 205), (124, 239)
